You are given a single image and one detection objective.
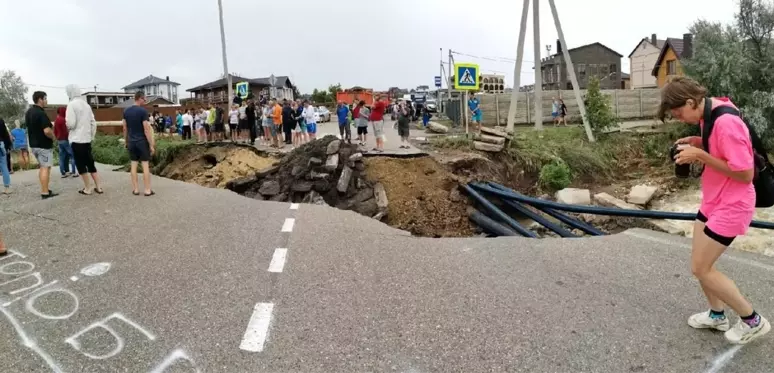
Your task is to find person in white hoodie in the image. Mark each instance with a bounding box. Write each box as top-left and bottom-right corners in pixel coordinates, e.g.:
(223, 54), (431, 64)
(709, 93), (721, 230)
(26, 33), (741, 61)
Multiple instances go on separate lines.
(65, 84), (102, 195)
(302, 101), (317, 140)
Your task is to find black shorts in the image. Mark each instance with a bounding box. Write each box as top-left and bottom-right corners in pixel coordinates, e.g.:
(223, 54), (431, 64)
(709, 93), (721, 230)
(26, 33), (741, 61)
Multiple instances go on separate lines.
(128, 141), (151, 162)
(239, 120), (250, 130)
(203, 124), (211, 134)
(697, 211), (736, 246)
(214, 123), (225, 133)
(357, 127), (368, 135)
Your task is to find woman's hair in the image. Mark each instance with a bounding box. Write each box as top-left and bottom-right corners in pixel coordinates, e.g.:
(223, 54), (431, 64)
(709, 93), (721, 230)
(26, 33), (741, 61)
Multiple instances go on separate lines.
(657, 76), (708, 122)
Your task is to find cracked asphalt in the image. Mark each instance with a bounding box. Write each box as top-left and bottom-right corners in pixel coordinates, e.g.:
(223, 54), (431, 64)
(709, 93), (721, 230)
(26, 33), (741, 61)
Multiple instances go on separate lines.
(1, 165), (773, 373)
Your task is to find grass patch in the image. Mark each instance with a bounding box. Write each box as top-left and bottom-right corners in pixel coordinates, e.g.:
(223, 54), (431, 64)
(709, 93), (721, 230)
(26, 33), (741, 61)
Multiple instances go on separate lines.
(506, 123), (691, 190)
(429, 135), (473, 150)
(92, 135), (194, 168)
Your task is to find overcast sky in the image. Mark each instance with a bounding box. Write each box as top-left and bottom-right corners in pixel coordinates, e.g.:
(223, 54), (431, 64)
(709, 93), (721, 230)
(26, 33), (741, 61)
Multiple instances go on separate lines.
(0, 0), (736, 104)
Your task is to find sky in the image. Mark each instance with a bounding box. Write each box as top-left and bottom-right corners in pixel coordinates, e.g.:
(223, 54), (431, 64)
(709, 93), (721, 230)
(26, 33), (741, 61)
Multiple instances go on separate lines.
(0, 0), (738, 105)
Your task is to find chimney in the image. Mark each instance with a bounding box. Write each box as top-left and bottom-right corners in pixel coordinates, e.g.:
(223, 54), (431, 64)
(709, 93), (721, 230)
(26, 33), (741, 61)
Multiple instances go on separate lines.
(166, 76), (170, 81)
(651, 33), (657, 46)
(683, 33), (693, 58)
(556, 39), (562, 54)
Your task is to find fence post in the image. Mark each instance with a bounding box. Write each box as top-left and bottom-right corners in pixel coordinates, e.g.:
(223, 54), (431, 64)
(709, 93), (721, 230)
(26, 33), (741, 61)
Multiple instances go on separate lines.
(495, 94), (501, 126)
(526, 93), (531, 124)
(614, 90), (619, 117)
(639, 89), (644, 118)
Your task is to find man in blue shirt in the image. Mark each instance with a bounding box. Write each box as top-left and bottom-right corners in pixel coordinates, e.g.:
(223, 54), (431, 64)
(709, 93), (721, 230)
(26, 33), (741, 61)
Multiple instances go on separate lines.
(336, 101), (351, 143)
(10, 120), (29, 170)
(122, 91), (155, 196)
(468, 95), (482, 133)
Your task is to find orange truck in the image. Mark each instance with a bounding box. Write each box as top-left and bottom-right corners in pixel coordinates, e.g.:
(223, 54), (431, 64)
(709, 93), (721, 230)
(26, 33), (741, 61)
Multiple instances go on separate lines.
(336, 89), (375, 106)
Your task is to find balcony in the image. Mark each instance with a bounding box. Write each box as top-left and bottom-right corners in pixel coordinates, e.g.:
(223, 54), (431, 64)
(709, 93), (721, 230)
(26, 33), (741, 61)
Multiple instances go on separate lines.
(181, 92), (230, 106)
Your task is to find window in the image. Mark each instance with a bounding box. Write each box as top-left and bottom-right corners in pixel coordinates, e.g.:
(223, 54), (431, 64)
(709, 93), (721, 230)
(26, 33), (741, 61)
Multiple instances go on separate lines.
(610, 64), (617, 73)
(667, 60), (677, 75)
(578, 64), (586, 78)
(105, 97), (113, 104)
(89, 97), (97, 104)
(548, 68), (554, 83)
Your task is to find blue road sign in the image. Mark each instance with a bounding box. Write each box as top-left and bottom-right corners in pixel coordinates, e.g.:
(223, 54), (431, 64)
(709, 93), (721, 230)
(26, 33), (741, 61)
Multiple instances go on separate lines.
(434, 76), (442, 87)
(454, 63), (480, 90)
(236, 82), (249, 99)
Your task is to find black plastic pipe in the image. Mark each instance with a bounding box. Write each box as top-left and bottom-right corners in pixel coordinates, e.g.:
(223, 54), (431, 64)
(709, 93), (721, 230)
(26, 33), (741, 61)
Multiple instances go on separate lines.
(487, 183), (605, 236)
(462, 185), (538, 238)
(471, 183), (774, 230)
(468, 208), (519, 236)
(499, 198), (578, 238)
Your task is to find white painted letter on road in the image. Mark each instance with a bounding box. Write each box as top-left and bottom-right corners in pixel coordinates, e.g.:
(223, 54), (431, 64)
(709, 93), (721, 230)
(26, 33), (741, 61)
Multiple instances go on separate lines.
(65, 313), (157, 360)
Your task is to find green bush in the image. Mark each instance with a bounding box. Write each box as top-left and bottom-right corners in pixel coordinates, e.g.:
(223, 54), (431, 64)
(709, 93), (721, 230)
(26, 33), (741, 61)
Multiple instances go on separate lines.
(539, 160), (572, 190)
(91, 134), (192, 167)
(584, 77), (619, 134)
(430, 135), (473, 150)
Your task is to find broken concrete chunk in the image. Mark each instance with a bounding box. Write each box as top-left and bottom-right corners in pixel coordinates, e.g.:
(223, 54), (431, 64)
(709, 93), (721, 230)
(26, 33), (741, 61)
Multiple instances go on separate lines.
(480, 126), (509, 138)
(594, 192), (642, 210)
(337, 166), (353, 193)
(473, 141), (504, 152)
(258, 180), (281, 196)
(308, 157), (323, 166)
(326, 140), (341, 155)
(627, 184), (658, 205)
(349, 152), (363, 162)
(555, 188), (591, 205)
(324, 154), (339, 171)
(373, 182), (388, 210)
(427, 121), (449, 133)
(291, 181), (313, 192)
(474, 133), (506, 145)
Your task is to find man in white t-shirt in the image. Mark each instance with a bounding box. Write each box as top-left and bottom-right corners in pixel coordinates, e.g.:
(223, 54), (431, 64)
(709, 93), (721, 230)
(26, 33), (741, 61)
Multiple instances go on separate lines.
(181, 109), (194, 140)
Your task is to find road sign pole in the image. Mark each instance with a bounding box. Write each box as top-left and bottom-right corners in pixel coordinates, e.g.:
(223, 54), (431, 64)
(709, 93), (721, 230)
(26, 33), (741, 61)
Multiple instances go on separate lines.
(532, 0), (543, 131)
(217, 0), (233, 105)
(548, 0), (594, 142)
(506, 0), (530, 133)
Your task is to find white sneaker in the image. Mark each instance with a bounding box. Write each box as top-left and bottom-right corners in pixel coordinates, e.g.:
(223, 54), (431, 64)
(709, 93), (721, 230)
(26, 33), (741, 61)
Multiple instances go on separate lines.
(724, 316), (771, 344)
(688, 311), (730, 331)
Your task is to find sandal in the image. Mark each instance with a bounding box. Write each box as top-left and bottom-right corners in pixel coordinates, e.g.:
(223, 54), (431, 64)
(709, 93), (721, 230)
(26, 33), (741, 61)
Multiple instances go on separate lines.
(95, 188), (104, 194)
(132, 191), (140, 196)
(78, 189), (93, 196)
(144, 191), (155, 197)
(0, 251), (7, 257)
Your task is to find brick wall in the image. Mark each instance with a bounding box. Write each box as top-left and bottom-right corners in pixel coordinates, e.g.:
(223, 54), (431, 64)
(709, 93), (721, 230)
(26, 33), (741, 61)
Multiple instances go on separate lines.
(476, 88), (661, 125)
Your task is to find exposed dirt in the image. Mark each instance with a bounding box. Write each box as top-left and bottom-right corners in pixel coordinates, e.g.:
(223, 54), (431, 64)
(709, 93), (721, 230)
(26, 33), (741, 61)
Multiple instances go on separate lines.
(159, 144), (278, 188)
(364, 157), (475, 237)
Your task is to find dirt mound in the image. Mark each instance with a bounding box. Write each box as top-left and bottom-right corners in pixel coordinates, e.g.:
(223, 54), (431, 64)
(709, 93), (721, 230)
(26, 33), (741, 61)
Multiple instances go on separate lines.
(159, 144), (278, 188)
(364, 157), (475, 237)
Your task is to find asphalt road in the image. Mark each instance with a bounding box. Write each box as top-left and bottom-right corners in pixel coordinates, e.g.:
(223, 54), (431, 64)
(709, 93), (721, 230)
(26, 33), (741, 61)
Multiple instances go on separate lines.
(1, 166), (773, 373)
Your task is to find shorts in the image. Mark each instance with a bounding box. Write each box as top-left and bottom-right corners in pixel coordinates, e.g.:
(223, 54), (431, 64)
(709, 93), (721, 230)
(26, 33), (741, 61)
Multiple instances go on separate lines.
(306, 122), (317, 134)
(357, 126), (368, 135)
(14, 145), (28, 152)
(472, 112), (482, 122)
(551, 112), (559, 118)
(398, 122), (410, 137)
(203, 124), (211, 135)
(71, 142), (97, 174)
(31, 147), (53, 167)
(230, 122), (238, 132)
(262, 119), (273, 128)
(214, 123), (225, 133)
(696, 210), (745, 247)
(239, 120), (250, 130)
(128, 141), (151, 162)
(371, 120), (385, 138)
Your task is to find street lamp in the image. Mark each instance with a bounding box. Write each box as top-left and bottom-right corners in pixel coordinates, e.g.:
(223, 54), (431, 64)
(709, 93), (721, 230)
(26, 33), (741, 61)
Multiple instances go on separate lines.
(217, 0), (233, 104)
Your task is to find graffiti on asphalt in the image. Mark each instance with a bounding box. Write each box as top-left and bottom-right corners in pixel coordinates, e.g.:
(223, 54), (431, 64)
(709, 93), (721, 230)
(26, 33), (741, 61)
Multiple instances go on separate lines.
(0, 250), (200, 372)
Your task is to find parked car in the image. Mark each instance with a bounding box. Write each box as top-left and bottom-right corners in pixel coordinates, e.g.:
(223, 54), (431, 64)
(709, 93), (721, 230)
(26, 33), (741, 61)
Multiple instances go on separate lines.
(425, 99), (438, 113)
(316, 106), (331, 122)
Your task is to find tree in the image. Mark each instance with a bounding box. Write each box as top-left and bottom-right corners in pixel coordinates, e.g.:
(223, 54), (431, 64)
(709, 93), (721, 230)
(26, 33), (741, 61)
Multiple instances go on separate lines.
(583, 77), (618, 134)
(310, 88), (329, 103)
(327, 83), (342, 103)
(682, 0), (774, 147)
(0, 70), (28, 121)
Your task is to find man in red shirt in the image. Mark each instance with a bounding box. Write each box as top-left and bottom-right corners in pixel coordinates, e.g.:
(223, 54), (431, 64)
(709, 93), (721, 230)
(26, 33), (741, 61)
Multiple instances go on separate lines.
(369, 95), (387, 152)
(53, 107), (78, 178)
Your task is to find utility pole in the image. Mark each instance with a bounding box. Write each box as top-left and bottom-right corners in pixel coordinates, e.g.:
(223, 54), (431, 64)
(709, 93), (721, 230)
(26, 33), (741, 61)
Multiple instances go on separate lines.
(217, 0), (233, 105)
(505, 0), (594, 141)
(505, 0), (530, 133)
(532, 0), (543, 131)
(94, 85), (99, 109)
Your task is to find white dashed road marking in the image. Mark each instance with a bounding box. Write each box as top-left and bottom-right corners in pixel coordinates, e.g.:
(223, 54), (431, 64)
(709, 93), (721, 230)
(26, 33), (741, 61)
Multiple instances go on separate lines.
(289, 203), (299, 210)
(268, 249), (288, 273)
(281, 218), (295, 232)
(239, 302), (274, 352)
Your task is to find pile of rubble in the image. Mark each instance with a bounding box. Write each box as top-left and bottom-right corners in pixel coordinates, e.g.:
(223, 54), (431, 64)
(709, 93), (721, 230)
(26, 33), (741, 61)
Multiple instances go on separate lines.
(226, 136), (388, 219)
(473, 127), (508, 153)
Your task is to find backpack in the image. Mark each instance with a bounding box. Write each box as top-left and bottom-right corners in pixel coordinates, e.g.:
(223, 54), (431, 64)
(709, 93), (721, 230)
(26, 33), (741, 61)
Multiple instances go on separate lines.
(702, 97), (774, 208)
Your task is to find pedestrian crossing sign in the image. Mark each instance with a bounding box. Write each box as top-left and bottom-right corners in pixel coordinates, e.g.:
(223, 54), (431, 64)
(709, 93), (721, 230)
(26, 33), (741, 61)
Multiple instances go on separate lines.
(236, 82), (249, 99)
(454, 63), (480, 90)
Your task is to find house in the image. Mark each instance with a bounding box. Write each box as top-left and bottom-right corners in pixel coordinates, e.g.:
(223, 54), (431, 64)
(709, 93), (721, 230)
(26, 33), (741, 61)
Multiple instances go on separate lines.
(621, 73), (631, 89)
(480, 74), (505, 93)
(651, 33), (693, 88)
(183, 74), (294, 106)
(123, 75), (181, 104)
(628, 34), (665, 89)
(540, 40), (623, 90)
(82, 92), (135, 108)
(114, 95), (174, 109)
